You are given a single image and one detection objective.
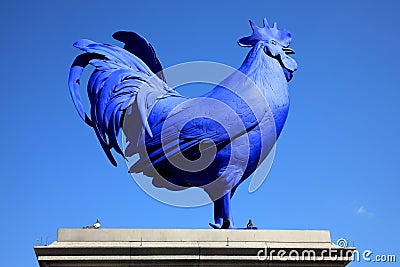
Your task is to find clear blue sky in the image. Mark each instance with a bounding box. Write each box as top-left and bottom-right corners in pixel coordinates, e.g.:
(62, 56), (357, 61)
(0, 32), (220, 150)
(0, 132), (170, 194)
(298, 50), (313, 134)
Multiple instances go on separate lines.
(0, 0), (399, 266)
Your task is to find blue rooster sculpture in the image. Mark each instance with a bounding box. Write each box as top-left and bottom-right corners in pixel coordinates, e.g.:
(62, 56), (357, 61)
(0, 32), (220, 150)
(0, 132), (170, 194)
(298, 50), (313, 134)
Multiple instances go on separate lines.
(69, 18), (297, 229)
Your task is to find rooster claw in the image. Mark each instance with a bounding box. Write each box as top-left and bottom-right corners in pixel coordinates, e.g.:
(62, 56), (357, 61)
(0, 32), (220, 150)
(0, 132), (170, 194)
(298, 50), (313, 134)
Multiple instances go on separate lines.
(209, 219), (231, 229)
(209, 222), (221, 229)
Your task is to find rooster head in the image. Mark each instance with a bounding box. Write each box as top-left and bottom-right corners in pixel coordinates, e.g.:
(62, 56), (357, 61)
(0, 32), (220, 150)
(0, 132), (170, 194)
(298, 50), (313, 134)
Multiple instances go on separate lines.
(238, 18), (297, 81)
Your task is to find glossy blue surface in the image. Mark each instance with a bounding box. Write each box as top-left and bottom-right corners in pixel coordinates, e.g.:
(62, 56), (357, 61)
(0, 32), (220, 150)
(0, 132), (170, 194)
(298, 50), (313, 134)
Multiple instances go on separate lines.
(69, 19), (297, 228)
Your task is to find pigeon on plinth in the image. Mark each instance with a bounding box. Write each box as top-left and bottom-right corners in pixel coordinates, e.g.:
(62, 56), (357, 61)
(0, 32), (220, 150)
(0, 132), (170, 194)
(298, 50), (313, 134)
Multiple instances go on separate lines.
(82, 218), (100, 229)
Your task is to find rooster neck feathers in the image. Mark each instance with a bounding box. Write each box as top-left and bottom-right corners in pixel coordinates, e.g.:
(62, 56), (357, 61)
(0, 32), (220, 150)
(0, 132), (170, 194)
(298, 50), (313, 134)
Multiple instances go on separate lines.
(239, 41), (290, 137)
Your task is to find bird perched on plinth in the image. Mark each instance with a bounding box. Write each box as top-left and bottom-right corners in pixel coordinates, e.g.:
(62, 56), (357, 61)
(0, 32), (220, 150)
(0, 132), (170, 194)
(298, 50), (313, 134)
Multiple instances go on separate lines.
(82, 218), (101, 229)
(93, 218), (101, 229)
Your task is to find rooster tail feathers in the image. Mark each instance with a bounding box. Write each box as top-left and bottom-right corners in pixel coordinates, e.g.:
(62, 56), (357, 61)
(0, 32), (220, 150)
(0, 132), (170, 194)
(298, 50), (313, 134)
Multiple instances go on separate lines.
(68, 34), (170, 166)
(112, 31), (166, 82)
(69, 53), (105, 126)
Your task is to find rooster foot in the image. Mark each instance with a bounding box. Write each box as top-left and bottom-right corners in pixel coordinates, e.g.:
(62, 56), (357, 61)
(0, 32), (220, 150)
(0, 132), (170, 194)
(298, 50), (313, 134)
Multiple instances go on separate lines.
(209, 218), (233, 229)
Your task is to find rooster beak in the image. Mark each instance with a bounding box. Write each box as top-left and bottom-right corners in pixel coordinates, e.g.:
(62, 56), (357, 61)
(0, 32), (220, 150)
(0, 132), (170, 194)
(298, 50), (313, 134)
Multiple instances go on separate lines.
(282, 47), (295, 54)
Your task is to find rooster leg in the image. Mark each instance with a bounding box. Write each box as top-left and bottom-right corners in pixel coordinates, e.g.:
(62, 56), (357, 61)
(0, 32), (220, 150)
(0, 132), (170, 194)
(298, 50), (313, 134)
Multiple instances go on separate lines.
(209, 192), (234, 229)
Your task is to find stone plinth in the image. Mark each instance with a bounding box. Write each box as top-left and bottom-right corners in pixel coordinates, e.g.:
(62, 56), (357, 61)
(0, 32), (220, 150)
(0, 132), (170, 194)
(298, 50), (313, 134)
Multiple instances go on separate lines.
(34, 228), (355, 266)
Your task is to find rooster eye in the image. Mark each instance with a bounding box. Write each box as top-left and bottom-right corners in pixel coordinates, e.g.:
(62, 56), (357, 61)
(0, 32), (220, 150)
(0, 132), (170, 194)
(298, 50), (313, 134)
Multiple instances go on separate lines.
(270, 40), (277, 45)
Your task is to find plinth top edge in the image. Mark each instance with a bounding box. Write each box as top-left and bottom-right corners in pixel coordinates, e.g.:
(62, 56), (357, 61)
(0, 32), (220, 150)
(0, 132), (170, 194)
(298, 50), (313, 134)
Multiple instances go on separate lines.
(57, 228), (332, 243)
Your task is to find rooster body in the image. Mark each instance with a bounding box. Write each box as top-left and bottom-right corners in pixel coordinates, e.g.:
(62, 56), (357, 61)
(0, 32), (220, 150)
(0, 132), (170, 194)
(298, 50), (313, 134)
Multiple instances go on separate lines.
(69, 19), (297, 228)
